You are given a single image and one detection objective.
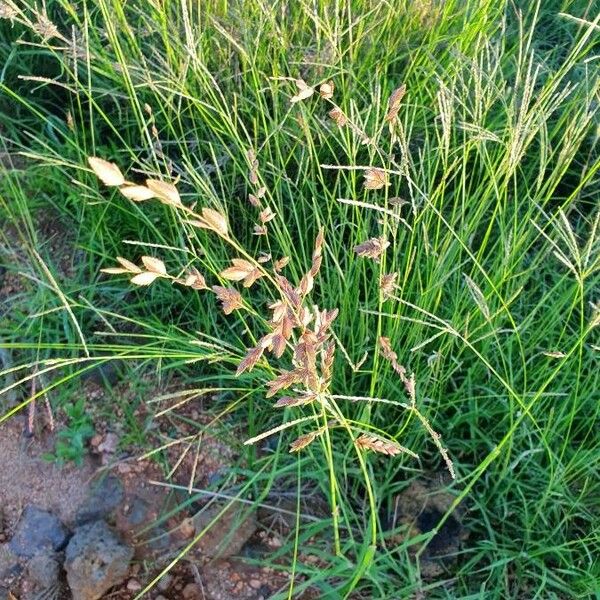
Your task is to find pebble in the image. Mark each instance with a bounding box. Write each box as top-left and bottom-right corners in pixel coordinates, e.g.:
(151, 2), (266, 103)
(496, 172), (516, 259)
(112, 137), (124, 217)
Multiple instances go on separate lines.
(157, 573), (173, 591)
(250, 578), (262, 589)
(182, 582), (201, 599)
(9, 506), (69, 558)
(179, 517), (195, 538)
(126, 578), (142, 592)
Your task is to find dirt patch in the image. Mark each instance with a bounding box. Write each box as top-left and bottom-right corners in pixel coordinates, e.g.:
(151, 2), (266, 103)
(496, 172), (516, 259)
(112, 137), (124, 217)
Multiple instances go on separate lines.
(0, 417), (96, 531)
(383, 473), (468, 578)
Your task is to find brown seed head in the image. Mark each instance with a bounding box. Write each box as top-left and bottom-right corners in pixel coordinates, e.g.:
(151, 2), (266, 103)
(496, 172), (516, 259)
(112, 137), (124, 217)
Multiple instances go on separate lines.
(385, 84), (407, 122)
(354, 237), (390, 261)
(363, 168), (390, 190)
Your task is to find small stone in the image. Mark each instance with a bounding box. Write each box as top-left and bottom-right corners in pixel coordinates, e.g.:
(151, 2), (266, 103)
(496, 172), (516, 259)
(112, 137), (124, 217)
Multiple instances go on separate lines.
(249, 578), (262, 589)
(75, 475), (124, 525)
(156, 596), (168, 600)
(126, 579), (142, 592)
(179, 517), (195, 539)
(157, 573), (173, 591)
(192, 504), (257, 558)
(0, 544), (19, 580)
(233, 581), (244, 593)
(182, 582), (201, 599)
(97, 432), (119, 454)
(9, 506), (69, 558)
(65, 520), (133, 600)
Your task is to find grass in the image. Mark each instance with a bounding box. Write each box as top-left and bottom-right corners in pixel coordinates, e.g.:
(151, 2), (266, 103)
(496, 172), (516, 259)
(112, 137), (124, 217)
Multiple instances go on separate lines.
(1, 0), (599, 597)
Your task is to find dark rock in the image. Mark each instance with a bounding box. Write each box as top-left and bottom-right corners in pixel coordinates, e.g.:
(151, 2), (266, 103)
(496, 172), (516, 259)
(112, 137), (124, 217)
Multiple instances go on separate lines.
(0, 543), (20, 580)
(127, 496), (151, 526)
(26, 551), (61, 587)
(192, 504), (257, 558)
(9, 506), (70, 558)
(75, 475), (124, 525)
(64, 520), (133, 600)
(115, 489), (177, 559)
(82, 361), (122, 386)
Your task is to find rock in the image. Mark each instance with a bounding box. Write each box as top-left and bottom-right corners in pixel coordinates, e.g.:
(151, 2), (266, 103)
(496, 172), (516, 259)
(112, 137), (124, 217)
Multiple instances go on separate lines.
(115, 490), (175, 558)
(64, 520), (133, 600)
(9, 506), (70, 558)
(0, 543), (20, 580)
(126, 578), (142, 592)
(192, 504), (257, 558)
(26, 552), (61, 587)
(82, 361), (122, 386)
(182, 583), (201, 599)
(157, 573), (173, 591)
(75, 474), (124, 525)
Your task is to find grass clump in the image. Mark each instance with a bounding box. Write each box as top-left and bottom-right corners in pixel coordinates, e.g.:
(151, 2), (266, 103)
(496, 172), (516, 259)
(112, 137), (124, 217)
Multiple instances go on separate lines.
(0, 0), (599, 597)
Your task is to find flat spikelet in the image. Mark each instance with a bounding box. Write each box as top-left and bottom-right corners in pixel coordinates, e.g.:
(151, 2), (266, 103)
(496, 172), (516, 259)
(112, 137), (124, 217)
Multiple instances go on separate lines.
(385, 84), (406, 122)
(146, 179), (181, 206)
(355, 434), (415, 457)
(363, 168), (389, 190)
(212, 286), (243, 314)
(120, 184), (155, 202)
(289, 431), (318, 452)
(88, 157), (125, 187)
(354, 237), (390, 261)
(291, 79), (315, 103)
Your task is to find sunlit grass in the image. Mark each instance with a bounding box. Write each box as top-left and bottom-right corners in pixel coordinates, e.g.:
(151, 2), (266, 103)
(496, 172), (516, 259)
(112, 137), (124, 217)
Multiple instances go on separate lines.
(0, 0), (599, 597)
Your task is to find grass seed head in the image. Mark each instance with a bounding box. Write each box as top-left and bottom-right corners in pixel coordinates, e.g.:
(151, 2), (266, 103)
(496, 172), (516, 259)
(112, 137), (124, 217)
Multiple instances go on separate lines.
(291, 79), (315, 103)
(120, 184), (155, 202)
(319, 81), (334, 99)
(385, 84), (407, 121)
(363, 168), (390, 190)
(354, 237), (390, 261)
(355, 434), (404, 456)
(212, 286), (243, 314)
(328, 107), (347, 127)
(289, 432), (316, 452)
(380, 272), (398, 298)
(145, 179), (181, 206)
(88, 157), (125, 187)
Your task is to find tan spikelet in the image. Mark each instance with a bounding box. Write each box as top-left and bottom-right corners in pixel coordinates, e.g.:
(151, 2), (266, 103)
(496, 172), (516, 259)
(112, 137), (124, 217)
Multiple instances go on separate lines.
(236, 345), (265, 376)
(120, 184), (155, 202)
(354, 237), (390, 261)
(265, 369), (303, 398)
(385, 84), (406, 122)
(179, 267), (208, 290)
(212, 286), (243, 314)
(273, 393), (317, 408)
(130, 271), (160, 286)
(355, 434), (412, 457)
(328, 107), (347, 127)
(319, 81), (334, 99)
(141, 256), (167, 275)
(88, 157), (125, 187)
(146, 179), (181, 206)
(289, 431), (318, 452)
(363, 168), (390, 190)
(380, 272), (398, 299)
(291, 79), (315, 103)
